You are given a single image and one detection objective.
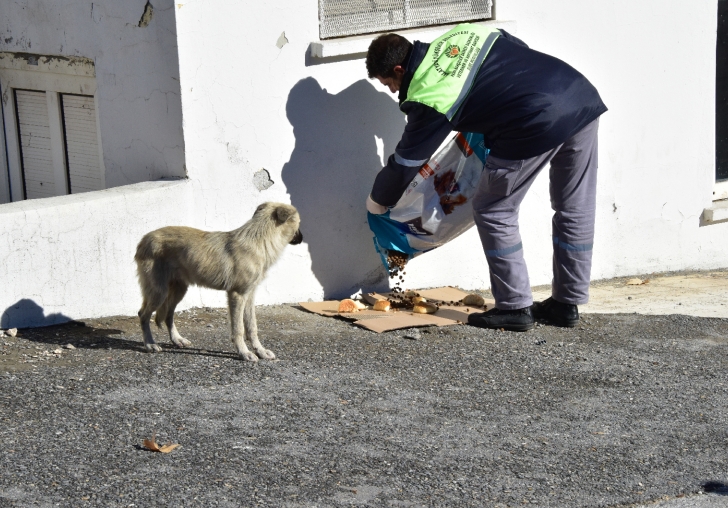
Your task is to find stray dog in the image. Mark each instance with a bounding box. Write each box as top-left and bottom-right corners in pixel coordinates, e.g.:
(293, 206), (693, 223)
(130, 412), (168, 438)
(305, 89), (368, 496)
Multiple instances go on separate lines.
(134, 202), (303, 361)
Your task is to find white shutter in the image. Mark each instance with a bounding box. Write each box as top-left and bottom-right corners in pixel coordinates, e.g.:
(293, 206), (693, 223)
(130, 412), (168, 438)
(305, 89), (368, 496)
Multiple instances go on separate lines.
(15, 90), (56, 199)
(61, 94), (103, 194)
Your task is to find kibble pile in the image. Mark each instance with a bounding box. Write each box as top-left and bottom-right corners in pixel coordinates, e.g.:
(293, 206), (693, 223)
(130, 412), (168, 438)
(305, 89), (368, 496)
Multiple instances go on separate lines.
(383, 250), (470, 310)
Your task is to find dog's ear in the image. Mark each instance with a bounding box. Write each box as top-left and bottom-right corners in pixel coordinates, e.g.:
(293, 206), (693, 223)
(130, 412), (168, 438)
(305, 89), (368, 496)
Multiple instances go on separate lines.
(274, 206), (295, 225)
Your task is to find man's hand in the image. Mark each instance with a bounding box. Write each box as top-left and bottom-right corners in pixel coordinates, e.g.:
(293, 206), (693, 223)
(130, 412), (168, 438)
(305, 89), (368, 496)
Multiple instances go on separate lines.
(366, 195), (388, 215)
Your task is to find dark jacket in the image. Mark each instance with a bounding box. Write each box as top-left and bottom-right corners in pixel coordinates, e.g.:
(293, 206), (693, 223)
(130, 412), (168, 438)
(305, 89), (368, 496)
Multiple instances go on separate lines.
(370, 29), (608, 207)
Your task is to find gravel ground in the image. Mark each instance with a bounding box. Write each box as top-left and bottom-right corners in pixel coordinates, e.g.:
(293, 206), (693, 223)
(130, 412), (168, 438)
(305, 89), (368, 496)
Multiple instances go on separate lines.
(1, 301), (727, 507)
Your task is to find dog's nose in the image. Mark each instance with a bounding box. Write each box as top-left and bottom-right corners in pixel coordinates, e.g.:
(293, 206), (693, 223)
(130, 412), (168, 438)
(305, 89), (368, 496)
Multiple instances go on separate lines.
(290, 230), (303, 245)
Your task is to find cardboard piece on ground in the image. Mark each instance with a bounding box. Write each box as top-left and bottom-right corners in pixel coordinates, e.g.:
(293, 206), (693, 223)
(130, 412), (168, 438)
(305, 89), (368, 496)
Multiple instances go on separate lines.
(297, 301), (386, 321)
(298, 287), (494, 333)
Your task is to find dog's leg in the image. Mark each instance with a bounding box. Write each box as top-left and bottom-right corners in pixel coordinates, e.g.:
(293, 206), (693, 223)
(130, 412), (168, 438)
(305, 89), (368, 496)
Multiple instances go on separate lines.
(139, 297), (163, 353)
(244, 292), (275, 360)
(228, 291), (258, 362)
(165, 281), (191, 348)
(137, 258), (170, 353)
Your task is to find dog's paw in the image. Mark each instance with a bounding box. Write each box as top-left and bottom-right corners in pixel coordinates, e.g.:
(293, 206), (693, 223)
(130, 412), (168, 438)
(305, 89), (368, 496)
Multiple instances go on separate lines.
(239, 351), (259, 362)
(256, 348), (276, 360)
(145, 343), (162, 353)
(174, 337), (192, 348)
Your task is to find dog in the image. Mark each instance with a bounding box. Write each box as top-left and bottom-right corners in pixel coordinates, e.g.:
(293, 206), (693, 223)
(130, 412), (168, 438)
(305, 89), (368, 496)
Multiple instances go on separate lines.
(134, 202), (303, 361)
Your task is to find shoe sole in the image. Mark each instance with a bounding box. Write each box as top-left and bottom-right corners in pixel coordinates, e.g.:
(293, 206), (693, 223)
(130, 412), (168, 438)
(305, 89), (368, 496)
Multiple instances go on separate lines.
(545, 316), (579, 328)
(501, 323), (535, 332)
(468, 320), (535, 332)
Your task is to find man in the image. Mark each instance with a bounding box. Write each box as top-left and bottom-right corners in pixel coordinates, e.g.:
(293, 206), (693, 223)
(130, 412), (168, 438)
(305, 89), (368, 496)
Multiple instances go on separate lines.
(365, 24), (607, 332)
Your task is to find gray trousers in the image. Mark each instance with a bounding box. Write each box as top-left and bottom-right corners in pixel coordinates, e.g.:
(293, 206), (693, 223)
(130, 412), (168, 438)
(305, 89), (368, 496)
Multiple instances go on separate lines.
(472, 119), (600, 309)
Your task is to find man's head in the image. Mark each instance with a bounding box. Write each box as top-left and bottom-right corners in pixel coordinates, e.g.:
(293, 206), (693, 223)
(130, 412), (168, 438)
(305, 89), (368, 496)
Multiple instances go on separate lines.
(366, 33), (412, 93)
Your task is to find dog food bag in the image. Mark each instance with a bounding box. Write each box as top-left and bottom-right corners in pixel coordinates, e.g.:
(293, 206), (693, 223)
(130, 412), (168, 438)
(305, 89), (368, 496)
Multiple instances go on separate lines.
(368, 132), (488, 270)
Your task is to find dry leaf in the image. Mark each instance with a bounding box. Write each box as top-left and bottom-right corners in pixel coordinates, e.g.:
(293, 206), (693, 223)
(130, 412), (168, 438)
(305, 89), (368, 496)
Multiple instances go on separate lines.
(158, 443), (181, 453)
(626, 278), (644, 285)
(143, 434), (180, 453)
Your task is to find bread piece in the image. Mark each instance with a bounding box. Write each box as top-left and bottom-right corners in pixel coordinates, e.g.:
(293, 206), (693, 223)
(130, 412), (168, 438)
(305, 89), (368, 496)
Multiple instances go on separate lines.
(412, 302), (438, 314)
(412, 296), (427, 304)
(404, 290), (417, 297)
(461, 294), (485, 307)
(338, 299), (359, 313)
(373, 300), (391, 312)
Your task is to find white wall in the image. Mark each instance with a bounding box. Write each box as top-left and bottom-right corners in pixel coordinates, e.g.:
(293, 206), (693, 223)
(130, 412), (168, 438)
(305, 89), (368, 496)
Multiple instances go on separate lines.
(0, 0), (725, 327)
(0, 0), (186, 187)
(174, 0), (727, 302)
(0, 181), (195, 328)
(498, 0), (723, 281)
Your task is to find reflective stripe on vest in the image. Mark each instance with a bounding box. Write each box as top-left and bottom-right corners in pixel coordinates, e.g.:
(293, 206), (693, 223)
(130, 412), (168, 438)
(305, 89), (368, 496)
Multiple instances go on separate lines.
(403, 24), (501, 120)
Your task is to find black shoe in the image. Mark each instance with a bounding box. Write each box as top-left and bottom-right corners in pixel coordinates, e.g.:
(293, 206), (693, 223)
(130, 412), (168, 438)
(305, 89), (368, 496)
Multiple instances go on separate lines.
(468, 306), (535, 332)
(532, 297), (579, 327)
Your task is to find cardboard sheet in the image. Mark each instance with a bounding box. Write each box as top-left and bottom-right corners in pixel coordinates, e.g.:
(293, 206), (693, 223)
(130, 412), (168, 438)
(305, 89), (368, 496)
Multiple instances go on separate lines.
(298, 287), (494, 333)
(297, 301), (386, 321)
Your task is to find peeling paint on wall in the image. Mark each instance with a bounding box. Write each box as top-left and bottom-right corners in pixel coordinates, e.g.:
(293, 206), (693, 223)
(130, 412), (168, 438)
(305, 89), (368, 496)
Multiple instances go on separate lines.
(0, 52), (95, 76)
(138, 1), (154, 28)
(253, 169), (274, 191)
(276, 32), (289, 49)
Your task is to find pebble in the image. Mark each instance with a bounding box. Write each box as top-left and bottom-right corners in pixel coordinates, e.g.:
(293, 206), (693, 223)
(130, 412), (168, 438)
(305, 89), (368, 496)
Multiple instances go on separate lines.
(7, 328), (17, 337)
(403, 330), (421, 340)
(64, 344), (76, 350)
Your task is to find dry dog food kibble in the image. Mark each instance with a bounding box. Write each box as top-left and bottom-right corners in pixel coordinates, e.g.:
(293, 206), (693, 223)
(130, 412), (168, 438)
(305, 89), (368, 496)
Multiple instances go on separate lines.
(383, 250), (443, 312)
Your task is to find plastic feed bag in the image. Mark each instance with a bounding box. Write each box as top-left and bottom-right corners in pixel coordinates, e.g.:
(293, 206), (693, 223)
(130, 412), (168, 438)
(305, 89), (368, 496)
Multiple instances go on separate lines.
(368, 132), (488, 269)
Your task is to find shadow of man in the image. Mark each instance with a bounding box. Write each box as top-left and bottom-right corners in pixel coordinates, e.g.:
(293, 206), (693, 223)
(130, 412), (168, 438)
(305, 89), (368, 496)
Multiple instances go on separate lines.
(281, 77), (406, 298)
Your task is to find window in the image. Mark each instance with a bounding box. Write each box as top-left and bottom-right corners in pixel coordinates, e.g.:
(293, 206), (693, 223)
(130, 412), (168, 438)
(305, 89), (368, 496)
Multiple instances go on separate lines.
(0, 53), (103, 203)
(716, 0), (728, 200)
(319, 0), (494, 39)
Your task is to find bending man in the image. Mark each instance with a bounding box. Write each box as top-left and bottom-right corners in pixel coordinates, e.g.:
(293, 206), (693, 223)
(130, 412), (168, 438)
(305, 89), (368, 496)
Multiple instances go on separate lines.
(365, 24), (607, 331)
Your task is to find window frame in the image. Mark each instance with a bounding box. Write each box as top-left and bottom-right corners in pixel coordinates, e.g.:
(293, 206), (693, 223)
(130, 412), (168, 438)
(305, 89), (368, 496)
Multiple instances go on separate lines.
(0, 53), (103, 203)
(714, 180), (728, 201)
(318, 0), (495, 41)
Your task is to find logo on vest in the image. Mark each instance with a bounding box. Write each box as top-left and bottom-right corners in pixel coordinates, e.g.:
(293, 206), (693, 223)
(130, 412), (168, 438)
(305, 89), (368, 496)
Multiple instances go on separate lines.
(445, 45), (460, 58)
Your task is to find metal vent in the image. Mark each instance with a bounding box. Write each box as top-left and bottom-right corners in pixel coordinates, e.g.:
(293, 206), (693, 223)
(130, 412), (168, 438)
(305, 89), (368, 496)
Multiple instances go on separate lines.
(319, 0), (493, 39)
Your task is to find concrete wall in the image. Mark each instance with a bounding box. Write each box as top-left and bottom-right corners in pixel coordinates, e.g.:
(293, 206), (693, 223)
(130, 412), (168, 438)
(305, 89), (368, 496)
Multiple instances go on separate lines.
(174, 0), (726, 296)
(0, 0), (726, 327)
(0, 0), (186, 187)
(0, 181), (193, 328)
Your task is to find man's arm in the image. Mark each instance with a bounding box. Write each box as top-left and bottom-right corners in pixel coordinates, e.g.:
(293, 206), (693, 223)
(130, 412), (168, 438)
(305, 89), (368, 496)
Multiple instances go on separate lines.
(370, 103), (452, 208)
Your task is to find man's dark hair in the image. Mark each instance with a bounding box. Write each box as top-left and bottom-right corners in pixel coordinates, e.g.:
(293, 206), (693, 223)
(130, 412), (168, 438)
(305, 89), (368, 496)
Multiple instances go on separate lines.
(366, 33), (413, 79)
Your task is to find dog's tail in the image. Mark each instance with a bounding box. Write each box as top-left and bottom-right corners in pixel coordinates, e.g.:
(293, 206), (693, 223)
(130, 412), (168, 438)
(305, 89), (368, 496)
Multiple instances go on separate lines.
(135, 232), (165, 263)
